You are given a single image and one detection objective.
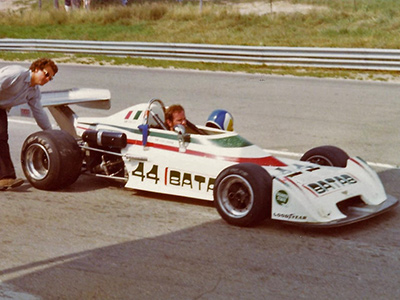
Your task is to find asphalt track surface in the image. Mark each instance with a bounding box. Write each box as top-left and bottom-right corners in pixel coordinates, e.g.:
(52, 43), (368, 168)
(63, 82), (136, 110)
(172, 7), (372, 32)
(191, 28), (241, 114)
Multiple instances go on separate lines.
(1, 63), (400, 299)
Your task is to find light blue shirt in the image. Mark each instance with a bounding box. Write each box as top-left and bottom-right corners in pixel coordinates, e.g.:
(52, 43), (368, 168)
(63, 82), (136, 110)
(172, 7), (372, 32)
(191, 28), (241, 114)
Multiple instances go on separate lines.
(0, 65), (51, 130)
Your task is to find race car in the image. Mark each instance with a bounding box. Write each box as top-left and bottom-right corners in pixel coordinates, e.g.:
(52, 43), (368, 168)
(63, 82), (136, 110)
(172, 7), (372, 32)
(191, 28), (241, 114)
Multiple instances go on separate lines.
(14, 88), (398, 227)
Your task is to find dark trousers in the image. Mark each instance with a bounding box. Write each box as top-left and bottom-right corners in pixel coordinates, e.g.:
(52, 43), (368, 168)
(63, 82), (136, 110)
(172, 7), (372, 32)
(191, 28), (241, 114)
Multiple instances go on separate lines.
(0, 108), (16, 180)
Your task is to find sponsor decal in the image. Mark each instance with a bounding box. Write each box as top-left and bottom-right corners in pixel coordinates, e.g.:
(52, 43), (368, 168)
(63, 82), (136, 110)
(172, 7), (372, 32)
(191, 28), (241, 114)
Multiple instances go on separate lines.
(124, 110), (142, 121)
(124, 111), (133, 120)
(275, 190), (289, 206)
(273, 213), (307, 220)
(26, 136), (53, 154)
(20, 108), (31, 117)
(306, 174), (357, 195)
(131, 162), (215, 192)
(133, 110), (142, 120)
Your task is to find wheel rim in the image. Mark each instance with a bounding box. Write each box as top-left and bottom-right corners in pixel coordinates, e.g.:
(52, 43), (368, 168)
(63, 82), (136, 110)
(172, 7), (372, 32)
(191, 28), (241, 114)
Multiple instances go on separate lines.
(24, 143), (50, 180)
(217, 174), (254, 218)
(306, 154), (333, 166)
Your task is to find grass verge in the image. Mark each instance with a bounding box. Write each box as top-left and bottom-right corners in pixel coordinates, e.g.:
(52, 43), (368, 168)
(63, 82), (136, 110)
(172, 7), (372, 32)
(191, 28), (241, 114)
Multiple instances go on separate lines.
(1, 0), (400, 81)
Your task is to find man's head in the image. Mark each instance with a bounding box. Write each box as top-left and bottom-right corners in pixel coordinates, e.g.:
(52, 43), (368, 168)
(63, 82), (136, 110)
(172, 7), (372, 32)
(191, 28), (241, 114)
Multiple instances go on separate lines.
(165, 104), (187, 131)
(29, 58), (58, 86)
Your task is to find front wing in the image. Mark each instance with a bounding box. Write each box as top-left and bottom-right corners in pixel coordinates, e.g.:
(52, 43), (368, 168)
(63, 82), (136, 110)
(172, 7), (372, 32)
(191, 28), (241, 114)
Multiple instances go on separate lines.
(270, 157), (398, 227)
(280, 195), (398, 228)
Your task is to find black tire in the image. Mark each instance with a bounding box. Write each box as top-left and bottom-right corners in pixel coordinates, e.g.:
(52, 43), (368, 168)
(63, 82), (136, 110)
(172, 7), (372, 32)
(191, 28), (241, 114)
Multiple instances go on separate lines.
(300, 145), (350, 167)
(214, 163), (272, 227)
(21, 130), (83, 190)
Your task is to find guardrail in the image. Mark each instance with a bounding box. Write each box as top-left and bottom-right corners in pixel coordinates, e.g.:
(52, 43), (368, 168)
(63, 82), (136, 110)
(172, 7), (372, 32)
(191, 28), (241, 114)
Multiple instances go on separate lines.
(1, 38), (400, 71)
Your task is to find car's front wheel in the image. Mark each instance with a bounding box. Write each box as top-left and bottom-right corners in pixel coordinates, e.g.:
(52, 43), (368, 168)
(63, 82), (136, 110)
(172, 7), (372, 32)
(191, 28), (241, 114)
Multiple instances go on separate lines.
(21, 130), (82, 190)
(214, 163), (272, 227)
(300, 145), (350, 167)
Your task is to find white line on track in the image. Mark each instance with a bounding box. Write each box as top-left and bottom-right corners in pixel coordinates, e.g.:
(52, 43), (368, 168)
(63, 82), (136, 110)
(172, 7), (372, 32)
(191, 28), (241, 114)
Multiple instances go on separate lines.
(9, 118), (36, 125)
(10, 118), (399, 170)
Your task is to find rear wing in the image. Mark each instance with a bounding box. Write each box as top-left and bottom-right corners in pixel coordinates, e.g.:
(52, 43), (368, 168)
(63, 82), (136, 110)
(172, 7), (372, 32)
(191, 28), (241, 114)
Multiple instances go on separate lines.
(41, 88), (111, 109)
(9, 88), (111, 137)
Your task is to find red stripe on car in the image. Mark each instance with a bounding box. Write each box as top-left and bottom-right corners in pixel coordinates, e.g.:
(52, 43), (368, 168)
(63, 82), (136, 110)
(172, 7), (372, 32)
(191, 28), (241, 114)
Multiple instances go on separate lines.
(128, 139), (287, 167)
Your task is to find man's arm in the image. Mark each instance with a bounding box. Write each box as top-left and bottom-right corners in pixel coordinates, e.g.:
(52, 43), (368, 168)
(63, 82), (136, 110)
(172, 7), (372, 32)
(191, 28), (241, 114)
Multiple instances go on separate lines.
(28, 90), (52, 130)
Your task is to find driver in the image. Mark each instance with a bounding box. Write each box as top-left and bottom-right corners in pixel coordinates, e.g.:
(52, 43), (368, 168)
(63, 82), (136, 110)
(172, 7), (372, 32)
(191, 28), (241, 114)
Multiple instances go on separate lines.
(165, 104), (187, 131)
(165, 104), (207, 135)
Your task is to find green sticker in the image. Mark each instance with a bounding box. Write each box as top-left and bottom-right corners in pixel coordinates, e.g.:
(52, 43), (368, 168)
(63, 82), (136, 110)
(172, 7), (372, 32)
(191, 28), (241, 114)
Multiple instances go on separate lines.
(276, 190), (289, 206)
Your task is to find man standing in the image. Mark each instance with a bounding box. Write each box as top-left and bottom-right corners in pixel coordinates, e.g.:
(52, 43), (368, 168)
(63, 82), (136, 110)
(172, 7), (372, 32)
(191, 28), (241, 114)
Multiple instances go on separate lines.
(0, 58), (58, 190)
(64, 0), (72, 11)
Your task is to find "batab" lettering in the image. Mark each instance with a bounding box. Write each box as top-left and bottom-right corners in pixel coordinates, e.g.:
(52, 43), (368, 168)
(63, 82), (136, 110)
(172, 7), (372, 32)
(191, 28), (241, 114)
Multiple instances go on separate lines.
(307, 174), (357, 195)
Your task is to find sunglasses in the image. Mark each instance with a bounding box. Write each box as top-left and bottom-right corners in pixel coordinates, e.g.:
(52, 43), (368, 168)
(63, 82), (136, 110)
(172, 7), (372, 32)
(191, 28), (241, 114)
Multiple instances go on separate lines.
(42, 69), (53, 81)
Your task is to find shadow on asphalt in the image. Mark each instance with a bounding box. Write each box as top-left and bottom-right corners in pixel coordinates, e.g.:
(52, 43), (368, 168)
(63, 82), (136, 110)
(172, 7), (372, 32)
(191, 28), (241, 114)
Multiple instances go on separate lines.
(2, 204), (400, 299)
(2, 168), (399, 298)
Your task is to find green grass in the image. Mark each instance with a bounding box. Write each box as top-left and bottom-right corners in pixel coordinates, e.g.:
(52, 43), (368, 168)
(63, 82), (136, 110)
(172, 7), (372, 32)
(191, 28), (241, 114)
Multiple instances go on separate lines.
(2, 0), (400, 81)
(2, 0), (398, 48)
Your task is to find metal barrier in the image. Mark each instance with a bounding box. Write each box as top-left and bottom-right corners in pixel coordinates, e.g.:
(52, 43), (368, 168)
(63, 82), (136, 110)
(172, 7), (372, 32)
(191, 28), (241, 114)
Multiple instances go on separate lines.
(1, 38), (400, 71)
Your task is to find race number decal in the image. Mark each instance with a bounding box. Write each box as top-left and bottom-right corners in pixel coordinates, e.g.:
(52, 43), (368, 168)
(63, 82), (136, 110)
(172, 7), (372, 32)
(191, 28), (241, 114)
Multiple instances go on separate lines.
(132, 162), (160, 184)
(131, 162), (215, 192)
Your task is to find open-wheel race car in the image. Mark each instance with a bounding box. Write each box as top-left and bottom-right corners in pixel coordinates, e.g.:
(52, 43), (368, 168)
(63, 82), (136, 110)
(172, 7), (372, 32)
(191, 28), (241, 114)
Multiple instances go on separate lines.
(13, 88), (398, 227)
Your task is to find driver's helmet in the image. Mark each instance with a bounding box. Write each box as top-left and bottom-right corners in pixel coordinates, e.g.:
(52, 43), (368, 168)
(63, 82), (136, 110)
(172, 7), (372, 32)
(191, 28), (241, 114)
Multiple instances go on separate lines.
(206, 109), (234, 131)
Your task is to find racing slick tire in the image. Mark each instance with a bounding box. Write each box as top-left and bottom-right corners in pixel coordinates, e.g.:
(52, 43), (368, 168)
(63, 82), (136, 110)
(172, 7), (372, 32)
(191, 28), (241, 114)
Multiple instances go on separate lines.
(300, 145), (350, 167)
(21, 130), (83, 190)
(214, 163), (272, 227)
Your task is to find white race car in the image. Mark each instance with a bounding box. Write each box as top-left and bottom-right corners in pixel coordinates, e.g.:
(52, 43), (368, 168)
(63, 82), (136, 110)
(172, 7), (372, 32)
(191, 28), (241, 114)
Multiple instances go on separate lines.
(14, 88), (398, 227)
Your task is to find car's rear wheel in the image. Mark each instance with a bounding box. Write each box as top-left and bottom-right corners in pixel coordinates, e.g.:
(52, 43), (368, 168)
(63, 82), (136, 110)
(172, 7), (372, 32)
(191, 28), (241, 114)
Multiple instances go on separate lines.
(214, 163), (272, 227)
(300, 145), (350, 167)
(21, 130), (83, 190)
